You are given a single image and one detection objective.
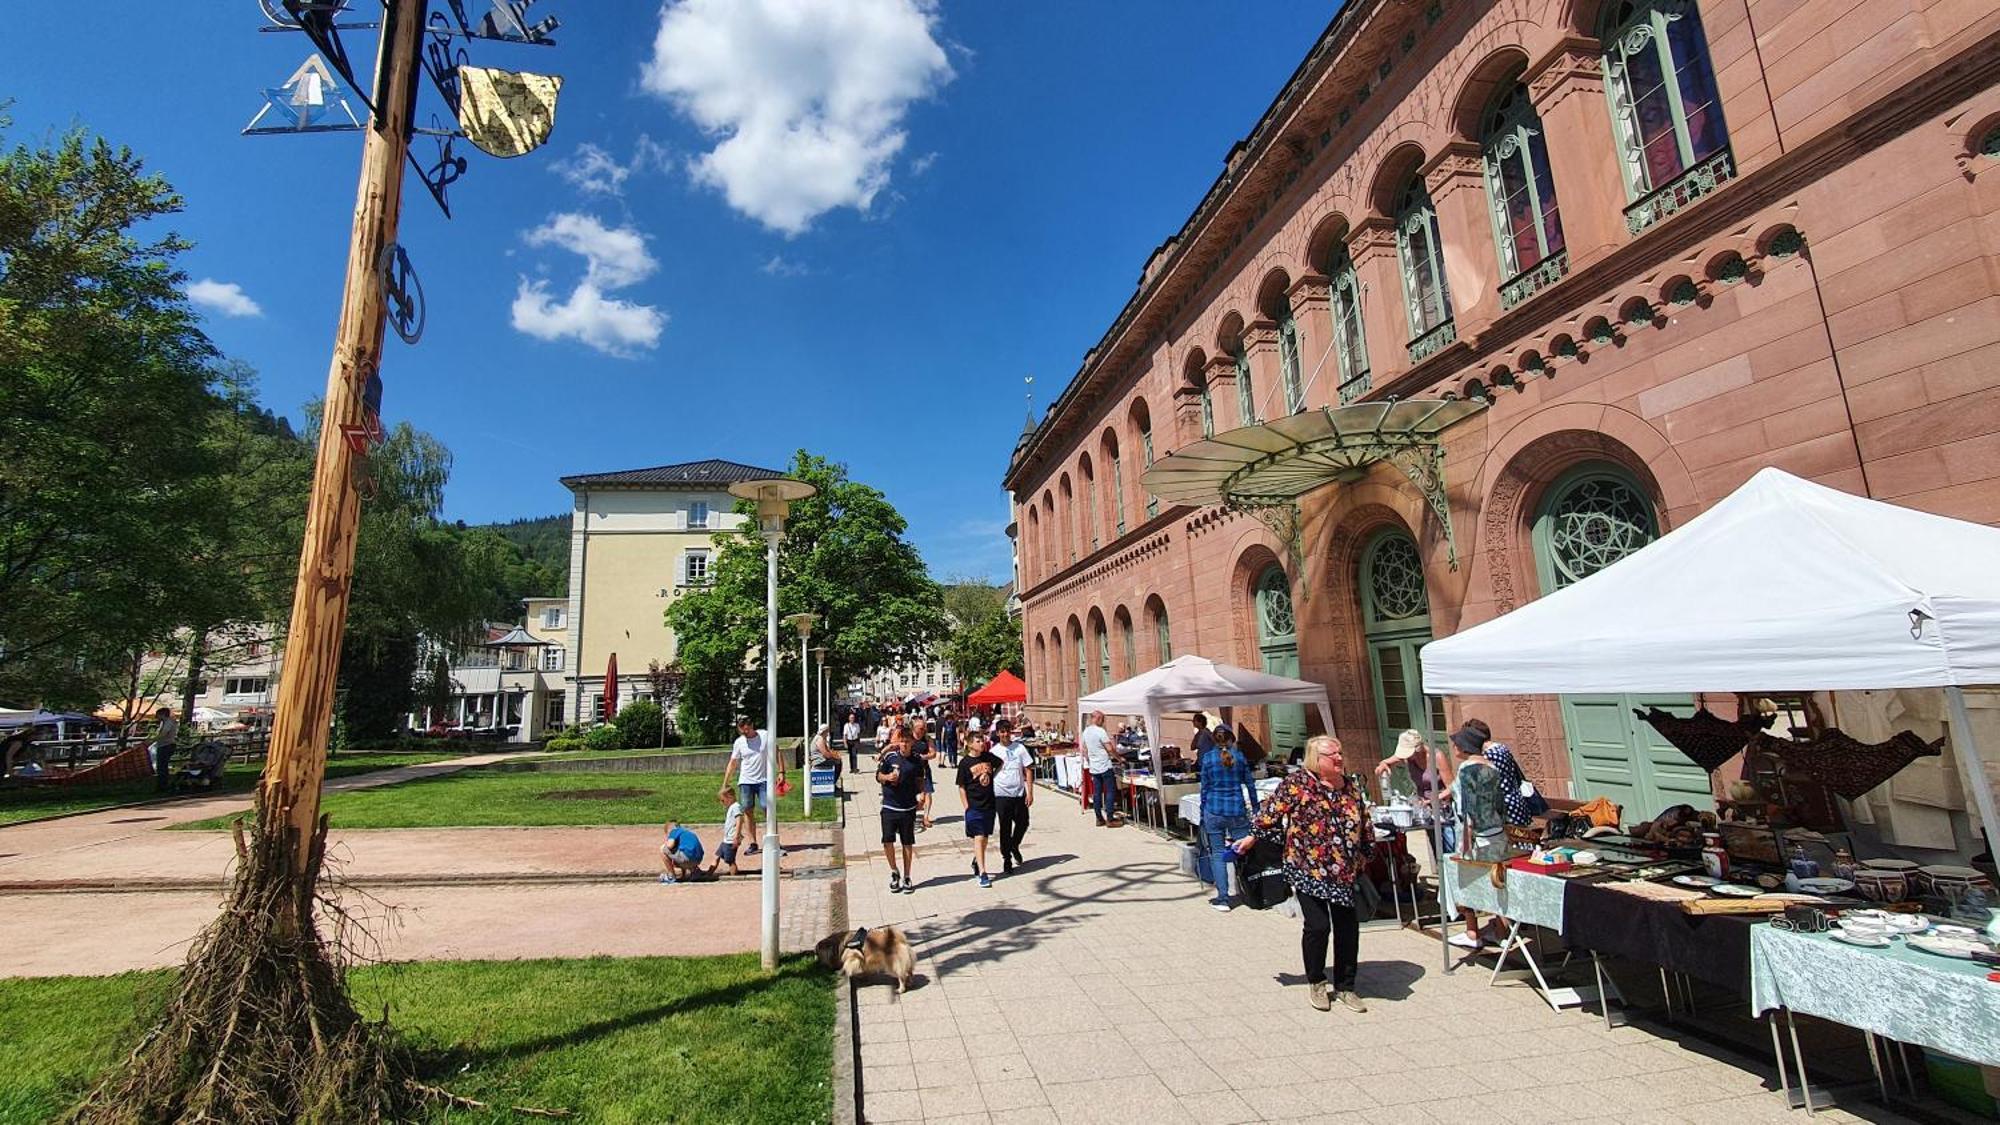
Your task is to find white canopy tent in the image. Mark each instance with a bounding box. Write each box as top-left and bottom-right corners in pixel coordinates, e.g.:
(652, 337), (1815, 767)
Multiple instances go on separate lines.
(1421, 467), (2000, 855)
(1079, 654), (1335, 754)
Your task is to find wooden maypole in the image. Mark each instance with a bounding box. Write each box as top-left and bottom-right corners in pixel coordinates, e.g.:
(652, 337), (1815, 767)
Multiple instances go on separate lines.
(261, 0), (425, 876)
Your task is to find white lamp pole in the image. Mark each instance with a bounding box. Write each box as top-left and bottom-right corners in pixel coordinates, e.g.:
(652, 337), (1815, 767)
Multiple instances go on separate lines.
(786, 612), (817, 819)
(729, 477), (817, 970)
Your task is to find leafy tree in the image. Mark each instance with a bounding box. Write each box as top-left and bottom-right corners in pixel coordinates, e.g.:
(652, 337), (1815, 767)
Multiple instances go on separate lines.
(668, 452), (946, 739)
(946, 608), (1024, 685)
(482, 513), (570, 590)
(941, 578), (1007, 627)
(0, 124), (229, 707)
(613, 698), (664, 749)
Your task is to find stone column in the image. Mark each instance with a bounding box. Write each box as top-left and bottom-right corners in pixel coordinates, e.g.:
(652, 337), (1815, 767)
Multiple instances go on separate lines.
(1288, 273), (1332, 407)
(1422, 141), (1503, 344)
(1202, 354), (1241, 429)
(1528, 38), (1628, 269)
(1242, 320), (1281, 421)
(1347, 217), (1406, 386)
(1172, 384), (1206, 447)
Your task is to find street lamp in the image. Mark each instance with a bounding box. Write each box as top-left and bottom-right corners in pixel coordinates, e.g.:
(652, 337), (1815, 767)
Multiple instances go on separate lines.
(728, 475), (817, 970)
(785, 612), (817, 820)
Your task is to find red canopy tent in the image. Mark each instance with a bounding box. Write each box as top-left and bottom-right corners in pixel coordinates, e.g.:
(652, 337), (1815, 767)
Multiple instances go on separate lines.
(966, 670), (1026, 707)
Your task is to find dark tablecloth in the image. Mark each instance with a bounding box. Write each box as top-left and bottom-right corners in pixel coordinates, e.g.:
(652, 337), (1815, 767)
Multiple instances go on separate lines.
(1560, 880), (1756, 994)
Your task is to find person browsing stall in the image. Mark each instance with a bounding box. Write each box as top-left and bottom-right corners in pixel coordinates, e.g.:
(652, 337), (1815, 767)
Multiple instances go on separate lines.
(1449, 727), (1509, 949)
(1235, 734), (1373, 1014)
(1080, 710), (1118, 827)
(956, 732), (1004, 888)
(1199, 726), (1260, 911)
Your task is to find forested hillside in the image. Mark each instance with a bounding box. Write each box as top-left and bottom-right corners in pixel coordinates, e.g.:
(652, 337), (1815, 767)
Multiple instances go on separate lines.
(482, 514), (570, 592)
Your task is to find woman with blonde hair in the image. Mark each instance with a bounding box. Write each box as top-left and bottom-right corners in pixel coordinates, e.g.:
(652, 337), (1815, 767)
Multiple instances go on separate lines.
(1236, 734), (1372, 1013)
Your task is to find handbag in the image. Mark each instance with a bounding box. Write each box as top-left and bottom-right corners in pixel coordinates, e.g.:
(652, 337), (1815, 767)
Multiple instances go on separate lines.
(1237, 838), (1292, 910)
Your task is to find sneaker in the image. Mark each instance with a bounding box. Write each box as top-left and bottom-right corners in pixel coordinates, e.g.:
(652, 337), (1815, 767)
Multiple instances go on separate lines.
(1095, 817), (1106, 827)
(1308, 981), (1332, 1011)
(1447, 932), (1484, 950)
(746, 844), (761, 856)
(658, 874), (678, 884)
(971, 860), (980, 877)
(978, 874), (992, 889)
(1002, 859), (1015, 875)
(1338, 991), (1368, 1013)
(889, 871), (902, 893)
(1210, 901), (1231, 913)
(900, 878), (916, 894)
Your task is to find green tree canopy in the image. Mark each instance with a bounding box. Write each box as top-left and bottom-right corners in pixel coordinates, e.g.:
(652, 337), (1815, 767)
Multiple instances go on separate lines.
(945, 606), (1023, 686)
(668, 452), (946, 741)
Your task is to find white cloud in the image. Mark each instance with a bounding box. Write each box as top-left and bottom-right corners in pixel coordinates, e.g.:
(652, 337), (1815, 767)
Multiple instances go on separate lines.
(510, 213), (666, 357)
(640, 0), (953, 235)
(760, 254), (810, 277)
(910, 151), (938, 175)
(550, 135), (673, 197)
(186, 278), (262, 318)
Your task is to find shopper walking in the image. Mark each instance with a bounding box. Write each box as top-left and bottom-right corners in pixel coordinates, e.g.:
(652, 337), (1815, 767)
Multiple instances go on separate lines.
(941, 711), (960, 767)
(1080, 710), (1118, 826)
(910, 718), (936, 831)
(991, 718), (1035, 873)
(842, 713), (862, 771)
(1198, 726), (1259, 911)
(1236, 734), (1372, 1013)
(877, 726), (921, 893)
(956, 731), (1003, 888)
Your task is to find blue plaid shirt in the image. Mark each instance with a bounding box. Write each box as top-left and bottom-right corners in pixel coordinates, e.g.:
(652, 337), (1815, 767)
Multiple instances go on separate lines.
(1198, 746), (1259, 819)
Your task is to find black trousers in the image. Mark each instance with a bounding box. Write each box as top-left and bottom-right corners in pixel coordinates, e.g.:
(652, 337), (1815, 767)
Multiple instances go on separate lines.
(1298, 891), (1360, 990)
(845, 739), (859, 771)
(154, 744), (173, 792)
(995, 795), (1031, 861)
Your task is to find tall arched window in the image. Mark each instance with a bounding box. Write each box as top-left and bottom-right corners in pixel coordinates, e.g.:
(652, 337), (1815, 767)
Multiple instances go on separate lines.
(1235, 347), (1257, 426)
(1108, 440), (1126, 537)
(1602, 0), (1730, 232)
(1483, 84), (1567, 307)
(1118, 610), (1135, 677)
(1200, 379), (1215, 438)
(1277, 298), (1304, 414)
(1081, 458), (1099, 552)
(1073, 624), (1087, 698)
(1095, 620), (1111, 691)
(1138, 415), (1158, 518)
(1152, 602), (1173, 662)
(1396, 178), (1455, 361)
(1328, 247), (1370, 403)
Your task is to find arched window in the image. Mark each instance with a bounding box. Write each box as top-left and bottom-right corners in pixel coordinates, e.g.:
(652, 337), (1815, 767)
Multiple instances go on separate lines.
(1152, 602), (1173, 662)
(1328, 246), (1371, 403)
(1396, 177), (1455, 360)
(1200, 379), (1215, 438)
(1108, 441), (1126, 537)
(1081, 458), (1099, 552)
(1073, 625), (1087, 698)
(1138, 415), (1158, 518)
(1118, 610), (1135, 677)
(1602, 0), (1730, 232)
(1235, 347), (1257, 426)
(1534, 465), (1659, 590)
(1032, 634), (1046, 697)
(1277, 297), (1304, 414)
(1096, 620), (1111, 691)
(1482, 84), (1566, 306)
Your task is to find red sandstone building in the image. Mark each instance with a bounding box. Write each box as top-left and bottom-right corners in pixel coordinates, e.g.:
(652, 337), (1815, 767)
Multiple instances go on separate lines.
(1004, 0), (2000, 817)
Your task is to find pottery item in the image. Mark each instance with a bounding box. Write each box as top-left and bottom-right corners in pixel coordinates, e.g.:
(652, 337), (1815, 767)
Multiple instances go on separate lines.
(1860, 858), (1919, 872)
(1831, 930), (1891, 948)
(1853, 869), (1909, 903)
(1797, 877), (1856, 896)
(1919, 865), (1993, 896)
(1711, 883), (1762, 898)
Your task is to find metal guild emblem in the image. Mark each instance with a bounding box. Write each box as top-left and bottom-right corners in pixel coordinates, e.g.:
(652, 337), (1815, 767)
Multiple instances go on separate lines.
(378, 242), (426, 345)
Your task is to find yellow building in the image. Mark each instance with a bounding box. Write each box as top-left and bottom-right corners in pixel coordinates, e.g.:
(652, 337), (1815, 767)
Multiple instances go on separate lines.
(559, 459), (780, 725)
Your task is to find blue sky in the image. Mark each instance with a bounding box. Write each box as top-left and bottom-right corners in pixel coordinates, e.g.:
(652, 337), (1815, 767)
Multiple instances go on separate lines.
(3, 1), (1331, 583)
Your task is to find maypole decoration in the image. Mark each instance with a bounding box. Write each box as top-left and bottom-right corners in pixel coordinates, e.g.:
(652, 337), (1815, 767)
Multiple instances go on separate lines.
(71, 2), (564, 1120)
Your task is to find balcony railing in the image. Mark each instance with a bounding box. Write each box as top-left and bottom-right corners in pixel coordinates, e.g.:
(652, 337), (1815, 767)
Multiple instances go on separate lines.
(1499, 249), (1570, 310)
(1625, 148), (1735, 235)
(1406, 320), (1458, 365)
(1336, 369), (1372, 405)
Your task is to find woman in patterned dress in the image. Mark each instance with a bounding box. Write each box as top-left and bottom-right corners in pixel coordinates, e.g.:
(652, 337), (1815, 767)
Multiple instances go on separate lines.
(1234, 734), (1373, 1014)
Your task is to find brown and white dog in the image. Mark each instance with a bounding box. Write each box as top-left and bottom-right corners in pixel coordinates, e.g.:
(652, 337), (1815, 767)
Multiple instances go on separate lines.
(815, 926), (914, 994)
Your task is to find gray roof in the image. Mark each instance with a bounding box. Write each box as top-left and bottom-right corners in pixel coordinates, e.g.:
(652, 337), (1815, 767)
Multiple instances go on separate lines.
(560, 458), (787, 490)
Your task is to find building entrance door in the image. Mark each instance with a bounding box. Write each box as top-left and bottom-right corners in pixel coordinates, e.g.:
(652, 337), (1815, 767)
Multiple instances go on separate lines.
(1255, 566), (1306, 757)
(1360, 532), (1446, 786)
(1535, 466), (1700, 815)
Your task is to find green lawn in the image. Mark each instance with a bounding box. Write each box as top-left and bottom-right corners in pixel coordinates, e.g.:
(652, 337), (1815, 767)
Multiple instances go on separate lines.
(0, 954), (834, 1124)
(175, 767), (841, 830)
(0, 752), (462, 828)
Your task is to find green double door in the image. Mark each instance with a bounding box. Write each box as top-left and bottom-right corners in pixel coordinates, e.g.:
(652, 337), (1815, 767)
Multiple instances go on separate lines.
(1255, 567), (1306, 755)
(1360, 533), (1447, 779)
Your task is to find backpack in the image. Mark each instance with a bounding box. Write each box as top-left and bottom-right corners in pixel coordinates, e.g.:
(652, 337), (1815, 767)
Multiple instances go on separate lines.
(1236, 838), (1292, 910)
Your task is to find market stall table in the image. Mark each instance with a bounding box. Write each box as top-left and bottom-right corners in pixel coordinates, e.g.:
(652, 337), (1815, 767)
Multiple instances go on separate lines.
(1444, 857), (1609, 1010)
(1751, 922), (2000, 1111)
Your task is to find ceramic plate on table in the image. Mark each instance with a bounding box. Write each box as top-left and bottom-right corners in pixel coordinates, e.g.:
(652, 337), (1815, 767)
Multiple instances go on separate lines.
(1798, 877), (1856, 895)
(1929, 923), (1980, 939)
(1907, 934), (1993, 960)
(1710, 884), (1763, 898)
(1831, 930), (1891, 948)
(1844, 911), (1928, 934)
(1672, 874), (1721, 888)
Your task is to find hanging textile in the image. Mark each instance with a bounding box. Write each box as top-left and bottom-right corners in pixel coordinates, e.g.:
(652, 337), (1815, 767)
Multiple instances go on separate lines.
(1750, 728), (1945, 801)
(1636, 706), (1774, 773)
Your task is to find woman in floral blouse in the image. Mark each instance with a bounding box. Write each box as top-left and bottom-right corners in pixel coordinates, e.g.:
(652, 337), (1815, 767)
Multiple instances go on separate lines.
(1234, 734), (1372, 1014)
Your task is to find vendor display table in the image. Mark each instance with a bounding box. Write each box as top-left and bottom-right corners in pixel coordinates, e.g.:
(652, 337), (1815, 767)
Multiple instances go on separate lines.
(1175, 776), (1282, 827)
(1751, 925), (2000, 1067)
(1445, 858), (1599, 1010)
(1562, 880), (1756, 995)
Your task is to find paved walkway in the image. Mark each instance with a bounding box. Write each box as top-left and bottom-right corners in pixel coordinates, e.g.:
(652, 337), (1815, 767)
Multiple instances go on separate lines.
(840, 758), (1897, 1125)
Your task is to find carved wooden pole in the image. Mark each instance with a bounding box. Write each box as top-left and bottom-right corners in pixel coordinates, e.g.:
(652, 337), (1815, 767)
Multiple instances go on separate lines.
(261, 0), (425, 875)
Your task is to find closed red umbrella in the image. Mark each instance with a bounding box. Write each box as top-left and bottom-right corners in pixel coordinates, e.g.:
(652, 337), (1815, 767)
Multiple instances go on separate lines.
(603, 652), (618, 721)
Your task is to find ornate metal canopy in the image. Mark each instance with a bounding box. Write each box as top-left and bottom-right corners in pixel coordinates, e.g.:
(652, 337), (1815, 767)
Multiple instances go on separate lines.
(1139, 397), (1487, 565)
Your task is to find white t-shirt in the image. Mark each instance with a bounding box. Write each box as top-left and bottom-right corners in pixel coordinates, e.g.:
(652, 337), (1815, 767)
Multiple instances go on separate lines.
(720, 802), (743, 847)
(875, 721), (891, 743)
(731, 730), (771, 784)
(967, 715), (982, 732)
(1080, 724), (1113, 773)
(842, 721), (860, 742)
(994, 740), (1034, 798)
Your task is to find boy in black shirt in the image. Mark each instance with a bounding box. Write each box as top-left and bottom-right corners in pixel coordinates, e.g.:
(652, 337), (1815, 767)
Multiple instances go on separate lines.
(876, 731), (922, 893)
(955, 732), (1004, 888)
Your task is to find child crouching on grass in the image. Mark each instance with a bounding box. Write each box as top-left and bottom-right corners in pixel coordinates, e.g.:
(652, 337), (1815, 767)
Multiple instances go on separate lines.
(660, 819), (704, 884)
(705, 787), (745, 877)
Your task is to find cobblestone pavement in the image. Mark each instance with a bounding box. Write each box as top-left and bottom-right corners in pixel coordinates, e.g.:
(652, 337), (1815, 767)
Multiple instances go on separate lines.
(839, 760), (1903, 1125)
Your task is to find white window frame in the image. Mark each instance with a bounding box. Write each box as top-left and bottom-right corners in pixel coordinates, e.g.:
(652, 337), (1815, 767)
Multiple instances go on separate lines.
(687, 500), (710, 530)
(541, 645), (565, 672)
(541, 606), (565, 629)
(683, 550), (711, 586)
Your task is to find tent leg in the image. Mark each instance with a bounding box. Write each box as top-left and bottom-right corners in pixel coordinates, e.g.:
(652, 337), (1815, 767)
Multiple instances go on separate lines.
(1944, 686), (2000, 862)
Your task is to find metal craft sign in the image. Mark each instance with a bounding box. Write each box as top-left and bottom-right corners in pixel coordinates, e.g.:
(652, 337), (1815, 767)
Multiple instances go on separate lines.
(377, 243), (426, 345)
(456, 66), (562, 158)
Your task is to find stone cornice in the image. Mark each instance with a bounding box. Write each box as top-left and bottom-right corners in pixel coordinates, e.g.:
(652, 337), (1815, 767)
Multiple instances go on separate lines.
(1526, 36), (1604, 111)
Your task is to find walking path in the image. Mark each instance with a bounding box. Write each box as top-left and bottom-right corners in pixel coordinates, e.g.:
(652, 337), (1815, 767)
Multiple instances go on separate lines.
(0, 751), (839, 977)
(840, 754), (1892, 1125)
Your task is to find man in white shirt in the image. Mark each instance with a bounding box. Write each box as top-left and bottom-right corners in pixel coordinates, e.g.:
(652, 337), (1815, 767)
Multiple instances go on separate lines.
(721, 717), (783, 857)
(991, 718), (1036, 874)
(841, 714), (862, 771)
(1080, 710), (1119, 827)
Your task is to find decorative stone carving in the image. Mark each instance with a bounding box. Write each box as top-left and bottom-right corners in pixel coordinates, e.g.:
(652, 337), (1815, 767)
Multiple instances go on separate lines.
(1288, 272), (1333, 317)
(1526, 38), (1604, 112)
(1420, 142), (1484, 201)
(1347, 217), (1398, 268)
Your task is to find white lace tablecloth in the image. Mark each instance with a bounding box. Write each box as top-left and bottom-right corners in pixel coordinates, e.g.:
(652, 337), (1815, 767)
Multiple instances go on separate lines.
(1444, 857), (1567, 930)
(1750, 925), (2000, 1065)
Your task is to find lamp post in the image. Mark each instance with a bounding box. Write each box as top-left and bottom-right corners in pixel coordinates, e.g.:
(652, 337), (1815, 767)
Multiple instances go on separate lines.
(785, 612), (818, 819)
(811, 644), (829, 795)
(728, 476), (817, 970)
